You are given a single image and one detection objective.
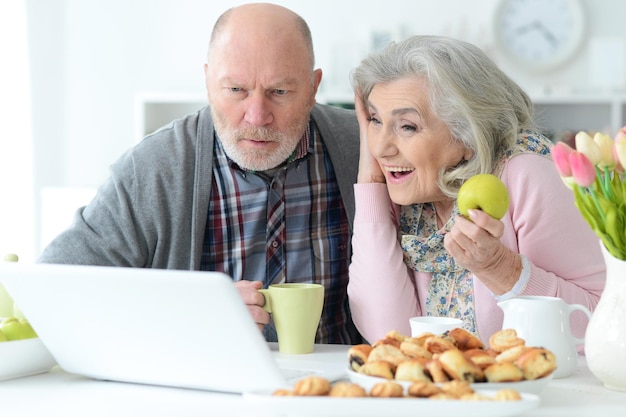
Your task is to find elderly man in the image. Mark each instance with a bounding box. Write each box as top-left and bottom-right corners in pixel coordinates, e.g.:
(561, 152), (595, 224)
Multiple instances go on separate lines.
(39, 3), (361, 345)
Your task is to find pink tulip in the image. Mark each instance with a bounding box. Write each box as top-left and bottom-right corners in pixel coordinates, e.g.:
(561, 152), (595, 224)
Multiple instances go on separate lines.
(569, 151), (597, 187)
(551, 141), (574, 177)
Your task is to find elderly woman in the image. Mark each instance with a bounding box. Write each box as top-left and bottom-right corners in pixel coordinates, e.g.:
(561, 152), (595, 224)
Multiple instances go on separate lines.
(347, 35), (605, 344)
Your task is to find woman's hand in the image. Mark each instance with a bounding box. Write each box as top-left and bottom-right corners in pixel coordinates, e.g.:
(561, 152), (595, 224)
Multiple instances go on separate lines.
(355, 89), (385, 184)
(443, 209), (522, 295)
(234, 280), (270, 332)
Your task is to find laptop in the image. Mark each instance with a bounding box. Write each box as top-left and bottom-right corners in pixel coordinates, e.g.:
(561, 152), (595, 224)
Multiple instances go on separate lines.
(0, 262), (347, 393)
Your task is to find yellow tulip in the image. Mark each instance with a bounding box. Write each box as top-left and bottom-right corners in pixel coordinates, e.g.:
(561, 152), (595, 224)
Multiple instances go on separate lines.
(593, 132), (616, 169)
(575, 131), (602, 166)
(615, 134), (626, 171)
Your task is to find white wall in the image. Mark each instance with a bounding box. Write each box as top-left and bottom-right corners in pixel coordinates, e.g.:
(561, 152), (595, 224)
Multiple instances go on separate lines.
(23, 0), (626, 257)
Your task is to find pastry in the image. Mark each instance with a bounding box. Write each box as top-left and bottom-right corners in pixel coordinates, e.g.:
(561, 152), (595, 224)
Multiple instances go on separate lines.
(428, 392), (458, 400)
(368, 343), (411, 367)
(438, 348), (485, 382)
(496, 345), (529, 363)
(394, 358), (431, 383)
(484, 362), (524, 382)
(384, 329), (408, 343)
(407, 380), (442, 398)
(369, 381), (404, 398)
(358, 360), (395, 380)
(328, 382), (367, 397)
(399, 339), (433, 360)
(425, 358), (449, 383)
(440, 380), (474, 398)
(515, 347), (557, 380)
(372, 336), (402, 349)
(488, 329), (525, 353)
(447, 327), (485, 351)
(424, 335), (457, 354)
(272, 388), (294, 396)
(464, 348), (497, 369)
(293, 376), (331, 396)
(410, 332), (436, 345)
(347, 344), (372, 372)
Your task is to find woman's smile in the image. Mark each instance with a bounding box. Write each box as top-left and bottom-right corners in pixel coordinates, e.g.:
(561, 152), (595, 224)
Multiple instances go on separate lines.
(383, 165), (415, 184)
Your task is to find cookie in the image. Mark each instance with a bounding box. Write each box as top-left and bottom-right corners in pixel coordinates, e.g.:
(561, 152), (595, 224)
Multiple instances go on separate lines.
(328, 382), (367, 397)
(369, 381), (404, 398)
(293, 376), (331, 396)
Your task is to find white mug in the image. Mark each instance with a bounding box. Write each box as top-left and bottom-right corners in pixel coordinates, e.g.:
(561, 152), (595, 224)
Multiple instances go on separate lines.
(409, 316), (463, 337)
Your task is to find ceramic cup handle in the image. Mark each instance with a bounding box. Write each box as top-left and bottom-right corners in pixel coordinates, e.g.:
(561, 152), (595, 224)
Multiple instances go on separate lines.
(569, 303), (592, 345)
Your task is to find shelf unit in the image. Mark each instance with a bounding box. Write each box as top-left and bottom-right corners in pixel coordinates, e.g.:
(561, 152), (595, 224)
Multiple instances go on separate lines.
(135, 93), (626, 144)
(532, 94), (626, 139)
(134, 93), (207, 142)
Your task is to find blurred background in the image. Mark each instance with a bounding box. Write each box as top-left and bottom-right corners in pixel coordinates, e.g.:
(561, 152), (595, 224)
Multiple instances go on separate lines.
(1, 0), (625, 261)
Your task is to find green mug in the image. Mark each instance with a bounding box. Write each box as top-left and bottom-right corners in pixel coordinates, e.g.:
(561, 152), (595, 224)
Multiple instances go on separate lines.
(259, 283), (324, 354)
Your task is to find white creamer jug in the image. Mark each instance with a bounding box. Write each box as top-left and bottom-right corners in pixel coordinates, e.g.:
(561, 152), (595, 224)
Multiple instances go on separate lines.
(498, 296), (592, 378)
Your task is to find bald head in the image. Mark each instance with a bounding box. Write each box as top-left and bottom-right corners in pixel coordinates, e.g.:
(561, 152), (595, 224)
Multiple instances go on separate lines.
(208, 3), (315, 69)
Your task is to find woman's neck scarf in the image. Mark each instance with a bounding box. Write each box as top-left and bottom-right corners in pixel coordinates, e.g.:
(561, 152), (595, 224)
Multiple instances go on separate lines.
(398, 130), (552, 335)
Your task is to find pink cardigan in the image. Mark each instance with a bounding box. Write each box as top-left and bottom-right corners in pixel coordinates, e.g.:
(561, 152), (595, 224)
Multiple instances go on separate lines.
(348, 153), (606, 345)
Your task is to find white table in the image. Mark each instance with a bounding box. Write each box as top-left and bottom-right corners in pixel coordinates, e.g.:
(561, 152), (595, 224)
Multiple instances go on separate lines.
(2, 345), (625, 416)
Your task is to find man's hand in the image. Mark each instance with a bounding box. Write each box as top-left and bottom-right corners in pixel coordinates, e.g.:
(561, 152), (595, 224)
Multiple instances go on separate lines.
(235, 280), (270, 331)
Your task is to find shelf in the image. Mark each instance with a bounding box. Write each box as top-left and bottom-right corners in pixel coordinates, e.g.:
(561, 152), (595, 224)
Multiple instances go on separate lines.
(134, 92), (626, 145)
(134, 93), (206, 141)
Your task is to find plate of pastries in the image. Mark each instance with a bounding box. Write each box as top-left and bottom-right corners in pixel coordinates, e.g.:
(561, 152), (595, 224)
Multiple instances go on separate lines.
(243, 373), (540, 417)
(347, 327), (555, 395)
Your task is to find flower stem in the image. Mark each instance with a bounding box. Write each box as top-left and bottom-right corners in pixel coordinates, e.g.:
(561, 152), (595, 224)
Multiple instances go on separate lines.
(588, 187), (607, 224)
(603, 166), (614, 201)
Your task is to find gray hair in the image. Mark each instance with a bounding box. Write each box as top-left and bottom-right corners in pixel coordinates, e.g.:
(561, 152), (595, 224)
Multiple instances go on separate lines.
(351, 35), (535, 197)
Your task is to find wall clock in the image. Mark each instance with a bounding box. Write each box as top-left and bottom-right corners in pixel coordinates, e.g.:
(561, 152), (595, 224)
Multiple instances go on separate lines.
(493, 0), (587, 72)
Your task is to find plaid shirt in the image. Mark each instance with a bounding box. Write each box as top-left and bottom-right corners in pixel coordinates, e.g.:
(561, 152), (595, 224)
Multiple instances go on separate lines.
(201, 121), (357, 344)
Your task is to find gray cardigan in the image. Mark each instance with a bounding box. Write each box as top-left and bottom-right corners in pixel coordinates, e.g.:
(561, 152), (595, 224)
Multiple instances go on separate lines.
(39, 104), (360, 270)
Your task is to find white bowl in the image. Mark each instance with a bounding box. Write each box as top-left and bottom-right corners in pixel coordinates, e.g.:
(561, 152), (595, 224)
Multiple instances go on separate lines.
(0, 337), (56, 381)
(347, 368), (553, 395)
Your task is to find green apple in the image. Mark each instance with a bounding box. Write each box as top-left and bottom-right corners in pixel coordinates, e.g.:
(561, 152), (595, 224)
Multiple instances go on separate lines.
(19, 318), (38, 339)
(0, 316), (37, 341)
(3, 253), (19, 262)
(457, 174), (510, 220)
(0, 329), (7, 342)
